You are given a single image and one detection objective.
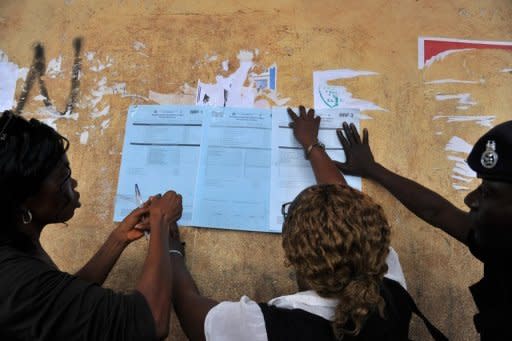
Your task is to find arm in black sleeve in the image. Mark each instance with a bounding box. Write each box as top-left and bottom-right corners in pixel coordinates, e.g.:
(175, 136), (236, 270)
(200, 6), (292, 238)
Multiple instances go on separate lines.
(0, 249), (157, 341)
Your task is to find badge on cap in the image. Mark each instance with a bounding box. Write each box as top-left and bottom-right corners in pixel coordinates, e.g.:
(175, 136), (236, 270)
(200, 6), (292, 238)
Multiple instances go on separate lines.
(480, 140), (498, 169)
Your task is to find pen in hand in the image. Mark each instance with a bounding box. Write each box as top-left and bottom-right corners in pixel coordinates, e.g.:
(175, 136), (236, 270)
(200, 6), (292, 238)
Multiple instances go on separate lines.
(135, 183), (150, 240)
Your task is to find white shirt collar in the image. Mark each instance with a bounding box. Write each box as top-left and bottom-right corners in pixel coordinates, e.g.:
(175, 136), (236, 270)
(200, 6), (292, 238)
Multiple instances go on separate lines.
(265, 247), (407, 323)
(267, 290), (338, 321)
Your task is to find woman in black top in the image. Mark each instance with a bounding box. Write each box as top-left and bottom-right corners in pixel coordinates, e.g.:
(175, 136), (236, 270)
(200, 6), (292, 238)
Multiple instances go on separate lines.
(0, 110), (182, 340)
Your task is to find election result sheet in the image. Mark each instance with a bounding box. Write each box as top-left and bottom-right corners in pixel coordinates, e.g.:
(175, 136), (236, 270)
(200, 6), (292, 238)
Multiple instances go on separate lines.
(269, 107), (361, 231)
(114, 105), (205, 224)
(192, 107), (272, 231)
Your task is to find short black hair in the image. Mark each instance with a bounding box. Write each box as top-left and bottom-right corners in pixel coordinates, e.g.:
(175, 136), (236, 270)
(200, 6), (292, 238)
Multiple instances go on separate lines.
(0, 110), (69, 250)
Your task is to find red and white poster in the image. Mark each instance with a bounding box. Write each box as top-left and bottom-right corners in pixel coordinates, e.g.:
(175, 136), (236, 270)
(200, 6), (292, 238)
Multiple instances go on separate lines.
(418, 36), (512, 69)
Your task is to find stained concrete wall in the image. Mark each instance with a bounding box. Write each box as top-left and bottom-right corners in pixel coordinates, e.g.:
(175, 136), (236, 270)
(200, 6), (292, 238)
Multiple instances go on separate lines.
(1, 1), (511, 339)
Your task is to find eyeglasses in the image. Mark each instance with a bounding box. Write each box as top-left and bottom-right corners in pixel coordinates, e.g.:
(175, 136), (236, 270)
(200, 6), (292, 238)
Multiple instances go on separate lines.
(281, 201), (292, 219)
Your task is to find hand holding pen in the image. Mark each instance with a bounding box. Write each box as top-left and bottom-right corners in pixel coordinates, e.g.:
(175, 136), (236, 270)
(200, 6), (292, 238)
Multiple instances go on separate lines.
(135, 184), (150, 240)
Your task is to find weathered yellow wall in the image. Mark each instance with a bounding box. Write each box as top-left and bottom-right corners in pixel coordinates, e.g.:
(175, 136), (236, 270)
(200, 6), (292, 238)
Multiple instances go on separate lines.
(1, 1), (512, 339)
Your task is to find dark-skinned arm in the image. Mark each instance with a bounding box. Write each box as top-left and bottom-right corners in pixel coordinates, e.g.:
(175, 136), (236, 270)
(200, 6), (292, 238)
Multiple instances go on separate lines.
(168, 224), (218, 341)
(74, 205), (149, 285)
(287, 106), (347, 185)
(336, 122), (471, 244)
(136, 191), (182, 339)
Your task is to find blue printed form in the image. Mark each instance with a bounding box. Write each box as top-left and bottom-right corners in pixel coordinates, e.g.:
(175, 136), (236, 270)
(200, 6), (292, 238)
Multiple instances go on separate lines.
(114, 105), (205, 224)
(192, 107), (272, 231)
(115, 105), (360, 233)
(269, 107), (362, 231)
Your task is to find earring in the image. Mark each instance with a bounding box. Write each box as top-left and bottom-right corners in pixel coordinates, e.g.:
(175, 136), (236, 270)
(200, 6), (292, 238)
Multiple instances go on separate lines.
(22, 209), (33, 224)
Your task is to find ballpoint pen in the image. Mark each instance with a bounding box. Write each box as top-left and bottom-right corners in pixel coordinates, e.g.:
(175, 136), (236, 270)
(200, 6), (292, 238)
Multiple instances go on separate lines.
(135, 183), (150, 240)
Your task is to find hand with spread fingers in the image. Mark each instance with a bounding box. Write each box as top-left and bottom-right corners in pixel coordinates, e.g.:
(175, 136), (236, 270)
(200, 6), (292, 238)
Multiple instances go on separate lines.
(287, 105), (346, 184)
(287, 105), (321, 148)
(335, 122), (377, 178)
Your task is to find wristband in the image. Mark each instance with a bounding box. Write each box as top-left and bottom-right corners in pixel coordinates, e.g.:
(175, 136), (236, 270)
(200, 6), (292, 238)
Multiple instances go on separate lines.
(305, 141), (325, 159)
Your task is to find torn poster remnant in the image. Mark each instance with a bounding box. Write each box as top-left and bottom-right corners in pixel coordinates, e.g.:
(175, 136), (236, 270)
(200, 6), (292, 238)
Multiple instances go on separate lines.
(418, 36), (512, 69)
(195, 50), (281, 108)
(313, 69), (386, 113)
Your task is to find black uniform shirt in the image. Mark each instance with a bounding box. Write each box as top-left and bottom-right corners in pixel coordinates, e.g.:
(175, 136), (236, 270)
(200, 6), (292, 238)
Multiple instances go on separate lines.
(468, 228), (512, 340)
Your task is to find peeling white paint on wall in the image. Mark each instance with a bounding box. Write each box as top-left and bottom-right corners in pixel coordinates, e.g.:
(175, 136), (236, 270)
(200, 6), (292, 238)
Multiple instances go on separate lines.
(84, 78), (125, 112)
(46, 56), (63, 78)
(133, 41), (146, 51)
(424, 49), (474, 68)
(452, 184), (471, 190)
(0, 50), (7, 62)
(0, 61), (19, 110)
(89, 56), (113, 72)
(448, 155), (476, 190)
(132, 41), (148, 57)
(0, 49), (28, 111)
(321, 69), (379, 79)
(87, 77), (109, 108)
(448, 156), (475, 178)
(433, 114), (495, 127)
(435, 93), (477, 110)
(100, 119), (110, 130)
(206, 54), (218, 62)
(222, 60), (229, 71)
(18, 67), (28, 80)
(444, 136), (476, 190)
(85, 51), (95, 61)
(32, 106), (79, 129)
(445, 136), (473, 154)
(121, 93), (149, 101)
(91, 105), (110, 119)
(33, 95), (47, 102)
(149, 87), (195, 105)
(79, 130), (89, 144)
(425, 79), (483, 85)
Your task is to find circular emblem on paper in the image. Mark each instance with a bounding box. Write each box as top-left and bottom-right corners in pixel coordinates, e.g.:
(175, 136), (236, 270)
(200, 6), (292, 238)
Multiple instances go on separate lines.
(480, 140), (498, 169)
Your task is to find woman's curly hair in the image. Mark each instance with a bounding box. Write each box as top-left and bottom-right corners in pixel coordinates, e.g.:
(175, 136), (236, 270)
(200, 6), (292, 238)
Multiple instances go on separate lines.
(282, 184), (391, 339)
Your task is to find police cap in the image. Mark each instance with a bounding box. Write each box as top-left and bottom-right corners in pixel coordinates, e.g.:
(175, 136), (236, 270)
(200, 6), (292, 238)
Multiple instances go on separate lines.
(467, 120), (512, 182)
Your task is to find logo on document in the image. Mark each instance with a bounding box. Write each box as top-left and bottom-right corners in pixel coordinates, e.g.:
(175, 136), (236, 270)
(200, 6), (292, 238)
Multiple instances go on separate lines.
(319, 86), (340, 108)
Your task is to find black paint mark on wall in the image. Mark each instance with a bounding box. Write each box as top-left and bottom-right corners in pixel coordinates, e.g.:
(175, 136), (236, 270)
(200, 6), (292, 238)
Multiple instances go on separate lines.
(64, 38), (82, 115)
(15, 37), (83, 116)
